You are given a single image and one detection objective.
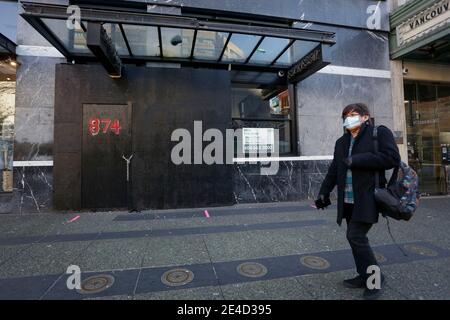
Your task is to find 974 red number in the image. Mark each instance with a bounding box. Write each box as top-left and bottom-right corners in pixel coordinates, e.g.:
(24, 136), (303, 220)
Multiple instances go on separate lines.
(88, 118), (121, 136)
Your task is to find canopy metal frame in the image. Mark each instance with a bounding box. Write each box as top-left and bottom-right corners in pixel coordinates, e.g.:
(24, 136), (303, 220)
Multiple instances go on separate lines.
(20, 1), (336, 74)
(0, 32), (17, 57)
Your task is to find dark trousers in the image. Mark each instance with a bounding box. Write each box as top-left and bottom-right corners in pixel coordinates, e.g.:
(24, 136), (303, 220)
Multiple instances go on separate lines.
(344, 203), (379, 279)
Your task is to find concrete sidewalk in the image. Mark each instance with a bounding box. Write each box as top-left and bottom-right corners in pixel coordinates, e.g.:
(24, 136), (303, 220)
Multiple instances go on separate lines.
(0, 197), (449, 300)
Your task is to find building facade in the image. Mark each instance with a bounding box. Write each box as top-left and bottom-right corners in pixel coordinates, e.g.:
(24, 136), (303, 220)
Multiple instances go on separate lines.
(0, 0), (434, 213)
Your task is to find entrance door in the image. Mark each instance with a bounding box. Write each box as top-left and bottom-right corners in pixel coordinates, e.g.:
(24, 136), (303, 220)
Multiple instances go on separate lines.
(82, 103), (132, 209)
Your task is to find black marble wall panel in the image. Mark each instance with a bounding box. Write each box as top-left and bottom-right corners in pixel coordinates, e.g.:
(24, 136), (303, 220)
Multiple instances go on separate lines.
(233, 160), (337, 204)
(11, 166), (53, 213)
(0, 194), (13, 214)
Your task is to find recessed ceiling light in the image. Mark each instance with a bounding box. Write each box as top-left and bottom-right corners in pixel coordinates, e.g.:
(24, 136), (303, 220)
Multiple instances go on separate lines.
(6, 77), (11, 81)
(10, 60), (17, 67)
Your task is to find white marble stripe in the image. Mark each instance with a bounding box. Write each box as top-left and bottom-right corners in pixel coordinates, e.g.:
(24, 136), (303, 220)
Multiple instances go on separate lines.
(233, 156), (334, 163)
(317, 65), (391, 79)
(13, 161), (54, 167)
(12, 157), (333, 167)
(16, 45), (65, 58)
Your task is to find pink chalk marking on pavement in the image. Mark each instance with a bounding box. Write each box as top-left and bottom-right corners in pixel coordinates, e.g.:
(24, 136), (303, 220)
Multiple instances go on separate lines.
(66, 215), (80, 224)
(204, 210), (210, 218)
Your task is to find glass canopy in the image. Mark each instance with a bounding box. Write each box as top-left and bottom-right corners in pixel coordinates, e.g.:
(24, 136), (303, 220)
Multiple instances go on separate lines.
(21, 2), (335, 74)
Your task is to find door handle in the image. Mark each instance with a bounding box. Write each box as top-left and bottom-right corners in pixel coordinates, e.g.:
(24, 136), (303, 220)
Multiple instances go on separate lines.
(122, 154), (133, 182)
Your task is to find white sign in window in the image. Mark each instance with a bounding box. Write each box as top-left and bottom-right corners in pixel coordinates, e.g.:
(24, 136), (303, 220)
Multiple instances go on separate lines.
(243, 128), (275, 153)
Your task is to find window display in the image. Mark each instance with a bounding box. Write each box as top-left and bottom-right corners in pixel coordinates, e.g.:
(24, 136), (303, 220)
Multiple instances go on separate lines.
(405, 82), (450, 195)
(0, 81), (14, 192)
(232, 86), (294, 156)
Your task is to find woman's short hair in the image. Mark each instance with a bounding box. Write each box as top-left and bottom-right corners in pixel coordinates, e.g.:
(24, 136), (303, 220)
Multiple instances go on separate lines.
(342, 103), (371, 119)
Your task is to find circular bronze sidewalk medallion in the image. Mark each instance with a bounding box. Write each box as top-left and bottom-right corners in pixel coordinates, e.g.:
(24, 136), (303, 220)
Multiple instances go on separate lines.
(236, 262), (268, 278)
(161, 268), (194, 287)
(300, 255), (330, 270)
(77, 274), (115, 295)
(404, 244), (438, 257)
(374, 252), (387, 263)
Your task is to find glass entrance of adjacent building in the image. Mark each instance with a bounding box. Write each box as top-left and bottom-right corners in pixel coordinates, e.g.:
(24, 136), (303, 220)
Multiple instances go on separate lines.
(405, 81), (450, 195)
(0, 0), (17, 194)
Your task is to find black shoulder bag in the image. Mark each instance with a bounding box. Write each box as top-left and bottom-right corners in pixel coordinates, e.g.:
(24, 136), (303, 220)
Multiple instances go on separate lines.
(373, 127), (413, 221)
(373, 126), (399, 218)
(373, 126), (409, 256)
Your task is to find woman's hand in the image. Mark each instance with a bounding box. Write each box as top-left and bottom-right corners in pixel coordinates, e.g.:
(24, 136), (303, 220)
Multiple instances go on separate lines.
(314, 194), (331, 210)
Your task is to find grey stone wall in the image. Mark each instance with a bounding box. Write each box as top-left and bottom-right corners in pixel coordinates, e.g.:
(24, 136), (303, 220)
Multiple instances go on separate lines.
(11, 1), (66, 213)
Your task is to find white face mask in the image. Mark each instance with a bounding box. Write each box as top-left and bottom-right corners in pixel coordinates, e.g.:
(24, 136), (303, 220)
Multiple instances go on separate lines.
(343, 115), (362, 130)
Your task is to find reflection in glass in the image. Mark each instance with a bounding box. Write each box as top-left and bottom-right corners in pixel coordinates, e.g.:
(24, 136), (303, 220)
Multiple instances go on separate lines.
(231, 86), (291, 156)
(161, 28), (195, 58)
(102, 23), (129, 56)
(122, 24), (160, 56)
(41, 18), (91, 54)
(249, 37), (290, 64)
(193, 31), (229, 60)
(269, 90), (290, 116)
(222, 34), (262, 63)
(275, 40), (318, 66)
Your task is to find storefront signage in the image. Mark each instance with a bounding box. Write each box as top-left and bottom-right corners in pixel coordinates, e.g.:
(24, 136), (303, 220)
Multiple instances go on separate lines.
(396, 0), (450, 47)
(243, 128), (275, 153)
(287, 45), (323, 84)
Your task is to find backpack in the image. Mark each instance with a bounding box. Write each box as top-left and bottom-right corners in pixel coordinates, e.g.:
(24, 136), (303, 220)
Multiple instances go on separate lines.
(373, 126), (420, 221)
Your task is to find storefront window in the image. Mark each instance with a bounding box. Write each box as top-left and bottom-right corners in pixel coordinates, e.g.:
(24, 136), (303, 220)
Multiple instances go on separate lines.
(41, 18), (92, 55)
(0, 0), (17, 193)
(405, 82), (450, 195)
(0, 81), (14, 192)
(231, 85), (293, 157)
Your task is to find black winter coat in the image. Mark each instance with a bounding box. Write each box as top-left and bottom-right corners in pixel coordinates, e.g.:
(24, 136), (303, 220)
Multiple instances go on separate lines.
(319, 122), (401, 226)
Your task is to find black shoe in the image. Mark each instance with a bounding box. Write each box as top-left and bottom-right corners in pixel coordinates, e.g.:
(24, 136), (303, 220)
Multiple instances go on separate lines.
(343, 275), (365, 289)
(363, 274), (386, 300)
